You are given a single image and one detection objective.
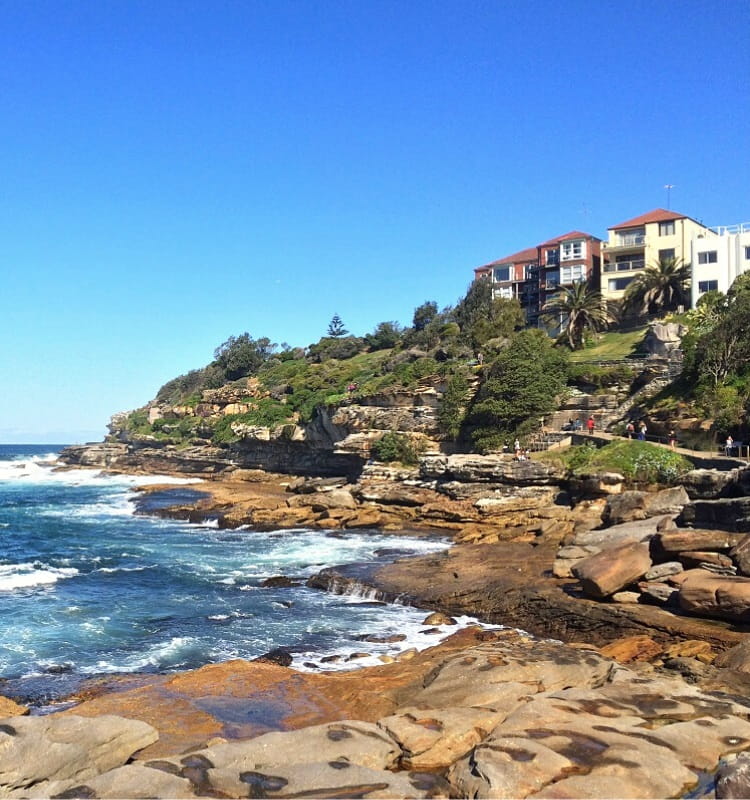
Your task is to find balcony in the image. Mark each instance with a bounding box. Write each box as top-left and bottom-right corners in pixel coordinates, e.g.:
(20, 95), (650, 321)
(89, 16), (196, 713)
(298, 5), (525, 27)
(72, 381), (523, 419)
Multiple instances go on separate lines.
(603, 259), (645, 273)
(609, 232), (646, 248)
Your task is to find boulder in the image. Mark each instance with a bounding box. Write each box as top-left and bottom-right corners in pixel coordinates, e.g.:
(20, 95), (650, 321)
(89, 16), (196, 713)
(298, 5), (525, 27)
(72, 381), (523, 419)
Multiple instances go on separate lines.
(0, 714), (158, 792)
(730, 535), (750, 577)
(0, 697), (27, 717)
(602, 487), (688, 525)
(678, 497), (750, 532)
(717, 752), (750, 799)
(421, 612), (456, 626)
(655, 529), (745, 554)
(644, 561), (683, 581)
(682, 468), (739, 500)
(714, 639), (750, 673)
(573, 515), (668, 549)
(679, 570), (750, 622)
(599, 636), (662, 663)
(572, 541), (652, 598)
(643, 321), (685, 356)
(602, 490), (648, 524)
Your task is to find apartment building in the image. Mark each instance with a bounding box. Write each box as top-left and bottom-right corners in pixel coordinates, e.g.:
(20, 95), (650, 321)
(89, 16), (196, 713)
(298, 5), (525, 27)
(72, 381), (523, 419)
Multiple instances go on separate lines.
(535, 231), (602, 313)
(473, 246), (539, 322)
(601, 209), (715, 305)
(691, 222), (750, 306)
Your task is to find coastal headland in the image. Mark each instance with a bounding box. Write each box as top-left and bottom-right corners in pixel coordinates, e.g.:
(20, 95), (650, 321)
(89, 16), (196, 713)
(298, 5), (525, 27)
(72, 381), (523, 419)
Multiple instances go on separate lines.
(4, 442), (750, 797)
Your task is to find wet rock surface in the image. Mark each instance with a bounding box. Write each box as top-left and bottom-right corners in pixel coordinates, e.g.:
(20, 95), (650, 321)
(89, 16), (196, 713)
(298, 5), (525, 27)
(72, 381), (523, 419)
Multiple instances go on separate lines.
(5, 632), (750, 798)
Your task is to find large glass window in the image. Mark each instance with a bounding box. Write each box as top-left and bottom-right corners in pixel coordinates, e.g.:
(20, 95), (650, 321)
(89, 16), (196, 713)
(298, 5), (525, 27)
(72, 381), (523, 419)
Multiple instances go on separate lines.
(658, 248), (675, 261)
(561, 240), (585, 261)
(698, 280), (719, 294)
(493, 266), (511, 282)
(545, 270), (559, 289)
(659, 221), (675, 236)
(698, 251), (718, 264)
(608, 276), (635, 292)
(560, 264), (586, 284)
(546, 249), (559, 265)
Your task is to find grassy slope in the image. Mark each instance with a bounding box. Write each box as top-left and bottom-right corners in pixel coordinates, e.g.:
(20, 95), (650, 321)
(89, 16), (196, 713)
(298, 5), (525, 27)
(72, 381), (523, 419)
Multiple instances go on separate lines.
(568, 327), (648, 363)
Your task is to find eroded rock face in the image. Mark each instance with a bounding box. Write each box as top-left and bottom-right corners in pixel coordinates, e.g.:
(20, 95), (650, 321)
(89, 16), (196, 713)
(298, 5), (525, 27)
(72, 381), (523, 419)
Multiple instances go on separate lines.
(420, 454), (563, 485)
(16, 632), (750, 799)
(0, 714), (157, 794)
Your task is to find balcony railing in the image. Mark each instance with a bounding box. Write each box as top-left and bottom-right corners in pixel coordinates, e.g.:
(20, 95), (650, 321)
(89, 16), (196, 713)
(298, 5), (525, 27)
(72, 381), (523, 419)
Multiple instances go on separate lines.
(614, 233), (646, 247)
(603, 259), (645, 273)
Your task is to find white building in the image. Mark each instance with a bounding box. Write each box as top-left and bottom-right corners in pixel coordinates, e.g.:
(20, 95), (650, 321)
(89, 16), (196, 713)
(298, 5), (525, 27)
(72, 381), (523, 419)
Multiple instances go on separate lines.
(691, 223), (750, 307)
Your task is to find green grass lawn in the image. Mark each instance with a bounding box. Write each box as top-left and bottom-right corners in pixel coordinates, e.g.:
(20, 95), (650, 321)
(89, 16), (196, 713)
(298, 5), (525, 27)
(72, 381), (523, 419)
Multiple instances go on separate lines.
(568, 327), (648, 363)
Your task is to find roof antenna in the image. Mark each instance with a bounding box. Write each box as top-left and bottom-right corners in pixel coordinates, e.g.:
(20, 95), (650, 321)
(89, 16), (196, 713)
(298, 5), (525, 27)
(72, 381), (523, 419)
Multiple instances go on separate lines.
(664, 184), (675, 210)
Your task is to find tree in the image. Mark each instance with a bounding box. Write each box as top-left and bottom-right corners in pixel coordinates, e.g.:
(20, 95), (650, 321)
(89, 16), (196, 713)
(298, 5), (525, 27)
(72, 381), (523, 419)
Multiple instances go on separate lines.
(213, 333), (276, 381)
(623, 257), (691, 316)
(542, 281), (614, 350)
(452, 281), (525, 351)
(327, 314), (348, 338)
(463, 329), (568, 451)
(365, 321), (403, 351)
(412, 301), (438, 331)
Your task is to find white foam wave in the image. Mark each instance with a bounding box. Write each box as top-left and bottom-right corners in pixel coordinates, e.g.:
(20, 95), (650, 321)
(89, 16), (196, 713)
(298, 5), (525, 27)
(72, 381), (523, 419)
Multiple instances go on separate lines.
(0, 458), (200, 489)
(0, 562), (79, 592)
(293, 614), (506, 673)
(83, 636), (203, 674)
(95, 565), (156, 574)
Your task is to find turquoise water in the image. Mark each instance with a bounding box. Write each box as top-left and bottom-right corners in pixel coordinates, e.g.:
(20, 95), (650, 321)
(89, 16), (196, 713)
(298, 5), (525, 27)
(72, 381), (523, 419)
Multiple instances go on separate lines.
(0, 445), (462, 701)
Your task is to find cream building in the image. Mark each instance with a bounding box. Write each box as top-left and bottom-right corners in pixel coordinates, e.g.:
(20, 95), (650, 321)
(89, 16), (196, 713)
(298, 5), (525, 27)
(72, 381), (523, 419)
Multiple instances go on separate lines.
(601, 208), (715, 306)
(691, 222), (750, 306)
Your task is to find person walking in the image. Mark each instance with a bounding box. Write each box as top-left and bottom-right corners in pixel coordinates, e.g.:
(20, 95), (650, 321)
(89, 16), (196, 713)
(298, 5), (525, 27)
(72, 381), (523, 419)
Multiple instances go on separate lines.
(625, 421), (635, 439)
(726, 435), (734, 456)
(638, 421), (647, 441)
(587, 416), (595, 435)
(668, 429), (677, 449)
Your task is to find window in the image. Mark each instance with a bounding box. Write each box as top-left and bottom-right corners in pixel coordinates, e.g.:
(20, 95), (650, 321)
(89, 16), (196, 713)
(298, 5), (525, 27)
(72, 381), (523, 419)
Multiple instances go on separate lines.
(546, 249), (559, 265)
(494, 286), (513, 299)
(608, 277), (635, 292)
(545, 270), (559, 289)
(698, 280), (719, 294)
(561, 240), (585, 261)
(698, 251), (718, 264)
(560, 264), (586, 284)
(493, 266), (511, 282)
(659, 221), (675, 236)
(745, 246), (750, 260)
(658, 248), (675, 261)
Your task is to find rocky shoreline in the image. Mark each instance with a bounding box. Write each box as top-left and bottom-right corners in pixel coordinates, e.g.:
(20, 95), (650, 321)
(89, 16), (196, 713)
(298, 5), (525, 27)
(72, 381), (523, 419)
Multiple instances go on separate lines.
(5, 446), (750, 797)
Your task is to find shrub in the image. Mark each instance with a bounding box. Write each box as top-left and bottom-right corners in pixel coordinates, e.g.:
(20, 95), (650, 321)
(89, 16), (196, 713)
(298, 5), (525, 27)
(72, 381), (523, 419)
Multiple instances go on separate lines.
(371, 432), (426, 466)
(560, 440), (691, 486)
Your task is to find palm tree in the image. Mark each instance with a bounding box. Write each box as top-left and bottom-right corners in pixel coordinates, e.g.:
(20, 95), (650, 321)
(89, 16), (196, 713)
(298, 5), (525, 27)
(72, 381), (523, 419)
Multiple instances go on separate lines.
(543, 281), (613, 350)
(623, 257), (690, 317)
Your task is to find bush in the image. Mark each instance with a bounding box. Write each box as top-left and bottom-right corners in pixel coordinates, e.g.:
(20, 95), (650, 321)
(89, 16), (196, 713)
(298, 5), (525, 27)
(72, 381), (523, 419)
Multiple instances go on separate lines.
(560, 440), (691, 486)
(371, 432), (426, 466)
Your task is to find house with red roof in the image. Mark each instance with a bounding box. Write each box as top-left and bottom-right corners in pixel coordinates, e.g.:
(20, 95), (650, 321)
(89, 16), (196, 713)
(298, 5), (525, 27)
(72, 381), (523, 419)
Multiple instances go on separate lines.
(474, 246), (540, 322)
(601, 208), (715, 305)
(474, 231), (602, 326)
(535, 231), (602, 325)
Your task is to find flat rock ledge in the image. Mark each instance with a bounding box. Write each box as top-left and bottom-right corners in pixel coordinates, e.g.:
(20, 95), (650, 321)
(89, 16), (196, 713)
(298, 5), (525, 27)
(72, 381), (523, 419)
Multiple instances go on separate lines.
(3, 632), (750, 799)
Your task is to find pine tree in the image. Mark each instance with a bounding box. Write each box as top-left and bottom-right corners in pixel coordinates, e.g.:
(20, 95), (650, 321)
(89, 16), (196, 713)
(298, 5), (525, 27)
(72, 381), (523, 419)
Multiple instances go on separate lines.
(327, 314), (348, 338)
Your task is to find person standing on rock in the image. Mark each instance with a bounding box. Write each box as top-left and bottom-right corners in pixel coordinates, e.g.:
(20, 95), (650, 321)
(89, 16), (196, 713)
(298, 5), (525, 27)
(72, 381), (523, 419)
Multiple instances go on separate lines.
(587, 416), (595, 435)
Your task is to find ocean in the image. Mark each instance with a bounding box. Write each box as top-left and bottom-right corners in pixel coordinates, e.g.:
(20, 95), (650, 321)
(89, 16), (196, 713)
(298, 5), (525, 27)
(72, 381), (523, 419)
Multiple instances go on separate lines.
(0, 444), (478, 705)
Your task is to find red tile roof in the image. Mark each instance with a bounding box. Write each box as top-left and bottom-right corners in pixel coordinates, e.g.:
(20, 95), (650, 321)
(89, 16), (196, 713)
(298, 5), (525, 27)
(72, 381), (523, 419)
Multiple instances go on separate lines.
(477, 246), (538, 270)
(537, 231), (599, 247)
(608, 208), (687, 229)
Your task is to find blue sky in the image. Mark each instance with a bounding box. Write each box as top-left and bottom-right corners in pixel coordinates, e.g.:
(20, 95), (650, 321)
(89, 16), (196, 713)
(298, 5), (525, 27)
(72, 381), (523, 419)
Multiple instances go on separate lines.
(1, 0), (748, 442)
